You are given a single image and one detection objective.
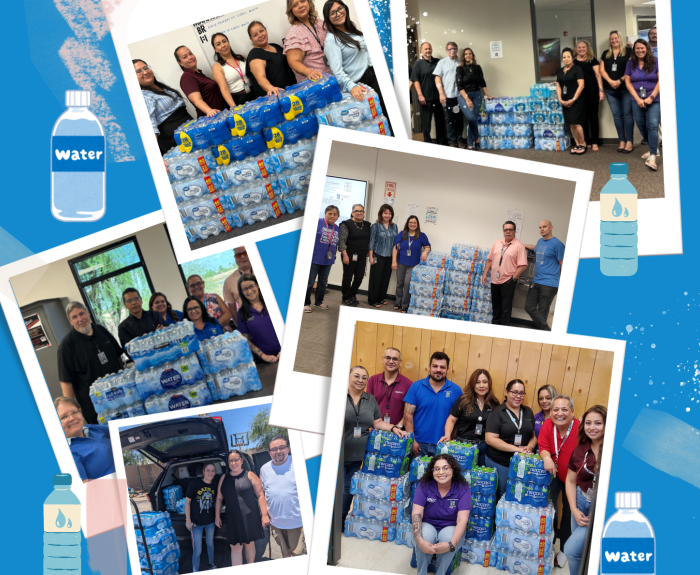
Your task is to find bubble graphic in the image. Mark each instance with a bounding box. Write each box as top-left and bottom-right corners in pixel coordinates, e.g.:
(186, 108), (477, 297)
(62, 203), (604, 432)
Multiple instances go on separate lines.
(626, 325), (633, 333)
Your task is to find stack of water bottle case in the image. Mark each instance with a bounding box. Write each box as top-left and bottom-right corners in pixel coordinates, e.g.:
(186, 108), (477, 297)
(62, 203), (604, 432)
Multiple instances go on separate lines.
(133, 510), (181, 575)
(89, 322), (262, 422)
(407, 243), (493, 324)
(162, 73), (391, 242)
(477, 83), (570, 151)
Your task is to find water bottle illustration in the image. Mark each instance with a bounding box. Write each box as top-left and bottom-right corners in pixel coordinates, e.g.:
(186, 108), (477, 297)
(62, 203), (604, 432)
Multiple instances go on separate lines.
(44, 473), (81, 575)
(51, 90), (106, 222)
(600, 163), (637, 276)
(601, 492), (654, 575)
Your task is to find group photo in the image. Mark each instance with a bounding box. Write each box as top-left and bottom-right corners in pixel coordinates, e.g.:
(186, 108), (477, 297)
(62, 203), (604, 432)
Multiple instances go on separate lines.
(404, 0), (667, 202)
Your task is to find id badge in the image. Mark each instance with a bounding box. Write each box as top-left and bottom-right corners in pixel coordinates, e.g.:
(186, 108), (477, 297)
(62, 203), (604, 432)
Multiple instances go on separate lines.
(639, 86), (647, 98)
(354, 427), (362, 438)
(475, 423), (483, 435)
(611, 63), (617, 72)
(326, 251), (332, 260)
(514, 434), (523, 446)
(97, 351), (108, 365)
(406, 250), (412, 257)
(496, 270), (501, 279)
(562, 85), (568, 95)
(244, 83), (251, 94)
(352, 254), (358, 261)
(384, 415), (391, 424)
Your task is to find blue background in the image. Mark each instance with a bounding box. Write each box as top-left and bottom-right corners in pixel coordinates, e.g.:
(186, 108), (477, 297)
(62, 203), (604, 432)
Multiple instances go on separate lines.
(4, 0), (696, 572)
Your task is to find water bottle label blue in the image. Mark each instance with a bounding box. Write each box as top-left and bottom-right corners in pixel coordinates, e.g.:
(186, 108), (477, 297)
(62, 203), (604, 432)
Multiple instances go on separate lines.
(168, 394), (191, 411)
(44, 504), (81, 532)
(601, 194), (636, 222)
(52, 136), (105, 172)
(601, 538), (654, 573)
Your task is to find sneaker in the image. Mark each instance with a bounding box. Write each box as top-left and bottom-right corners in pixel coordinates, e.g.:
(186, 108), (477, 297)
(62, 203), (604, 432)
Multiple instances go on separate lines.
(555, 552), (567, 568)
(342, 298), (354, 306)
(209, 563), (217, 570)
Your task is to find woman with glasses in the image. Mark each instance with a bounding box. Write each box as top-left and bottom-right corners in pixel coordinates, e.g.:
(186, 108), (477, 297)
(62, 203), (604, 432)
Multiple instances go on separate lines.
(367, 204), (399, 308)
(556, 47), (587, 155)
(149, 292), (183, 326)
(485, 379), (537, 500)
(133, 59), (193, 155)
(439, 369), (500, 468)
(600, 31), (634, 153)
(246, 21), (297, 97)
(183, 296), (224, 342)
(215, 450), (268, 566)
(575, 40), (603, 151)
(186, 274), (233, 332)
(211, 33), (255, 108)
(456, 48), (491, 150)
(284, 0), (332, 83)
(174, 46), (227, 118)
(305, 205), (340, 313)
(392, 215), (431, 313)
(237, 274), (281, 363)
(338, 204), (371, 307)
(56, 397), (115, 483)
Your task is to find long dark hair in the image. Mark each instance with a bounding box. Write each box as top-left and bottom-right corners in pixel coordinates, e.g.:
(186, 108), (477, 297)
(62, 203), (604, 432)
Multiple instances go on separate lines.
(632, 39), (656, 72)
(504, 378), (526, 403)
(183, 295), (216, 325)
(211, 33), (246, 65)
(247, 21), (266, 39)
(401, 215), (421, 241)
(578, 405), (607, 445)
(227, 449), (247, 472)
(132, 59), (180, 100)
(376, 203), (394, 224)
(148, 292), (180, 323)
(237, 273), (267, 323)
(174, 45), (191, 70)
(458, 369), (500, 414)
(419, 455), (468, 485)
(461, 48), (477, 66)
(322, 0), (363, 50)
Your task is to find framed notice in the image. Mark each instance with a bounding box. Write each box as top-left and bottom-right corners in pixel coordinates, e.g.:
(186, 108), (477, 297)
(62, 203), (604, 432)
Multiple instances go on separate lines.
(490, 40), (503, 58)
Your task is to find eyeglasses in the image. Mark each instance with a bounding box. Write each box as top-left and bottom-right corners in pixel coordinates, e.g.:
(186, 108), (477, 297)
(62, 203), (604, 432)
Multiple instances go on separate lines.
(330, 6), (345, 17)
(503, 228), (515, 233)
(234, 251), (248, 259)
(242, 285), (257, 293)
(509, 391), (526, 396)
(383, 356), (400, 362)
(186, 306), (201, 313)
(135, 65), (151, 75)
(230, 458), (242, 464)
(434, 466), (452, 473)
(125, 296), (141, 304)
(59, 410), (81, 422)
(353, 209), (365, 213)
(189, 282), (204, 289)
(270, 446), (289, 453)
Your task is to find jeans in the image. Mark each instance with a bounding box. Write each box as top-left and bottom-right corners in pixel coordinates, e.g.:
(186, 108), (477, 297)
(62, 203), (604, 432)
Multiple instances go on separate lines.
(305, 263), (332, 306)
(564, 487), (592, 575)
(443, 97), (464, 145)
(419, 100), (447, 145)
(342, 255), (367, 300)
(342, 460), (363, 518)
(485, 455), (510, 502)
(415, 524), (462, 575)
(191, 521), (215, 571)
(491, 277), (517, 326)
(524, 283), (558, 330)
(549, 476), (572, 549)
(368, 254), (394, 305)
(631, 100), (660, 155)
(458, 91), (483, 147)
(605, 89), (634, 142)
(415, 442), (437, 458)
(395, 263), (414, 309)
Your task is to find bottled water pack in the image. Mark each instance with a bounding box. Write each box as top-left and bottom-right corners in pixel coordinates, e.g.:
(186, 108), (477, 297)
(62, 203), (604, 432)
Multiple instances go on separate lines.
(283, 193), (307, 214)
(446, 269), (483, 285)
(512, 97), (530, 112)
(441, 309), (470, 321)
(462, 537), (499, 567)
(197, 330), (254, 374)
(172, 173), (224, 203)
(467, 515), (494, 542)
(410, 265), (445, 287)
(471, 492), (496, 517)
(316, 91), (383, 126)
(126, 321), (199, 370)
(356, 115), (391, 136)
(175, 497), (186, 515)
(139, 545), (179, 575)
(137, 540), (179, 562)
(144, 380), (213, 414)
(344, 517), (396, 542)
(179, 194), (231, 223)
(535, 137), (570, 151)
(409, 295), (443, 312)
(366, 429), (414, 458)
(471, 298), (492, 315)
(495, 500), (555, 535)
(508, 453), (551, 486)
(280, 73), (343, 120)
(533, 124), (566, 138)
(548, 111), (564, 124)
(494, 525), (553, 559)
(443, 294), (472, 312)
(473, 313), (494, 324)
(185, 213), (232, 241)
(363, 452), (410, 478)
(530, 83), (556, 99)
(227, 96), (285, 137)
(494, 548), (554, 575)
(350, 471), (409, 502)
(269, 139), (316, 172)
(96, 400), (147, 424)
(488, 124), (532, 137)
(227, 202), (282, 228)
(90, 367), (138, 413)
(395, 522), (414, 547)
(262, 114), (319, 148)
(205, 361), (262, 401)
(352, 495), (409, 523)
(135, 525), (176, 548)
(407, 307), (441, 317)
(409, 282), (442, 298)
(277, 167), (311, 195)
(528, 98), (545, 112)
(511, 112), (531, 124)
(211, 132), (268, 164)
(445, 258), (475, 273)
(217, 153), (279, 190)
(135, 353), (204, 400)
(133, 512), (171, 531)
(425, 252), (448, 268)
(167, 148), (218, 180)
(450, 244), (488, 261)
(465, 466), (498, 496)
(436, 440), (478, 470)
(486, 98), (515, 113)
(163, 485), (183, 513)
(226, 178), (281, 207)
(505, 480), (550, 508)
(490, 112), (513, 125)
(409, 456), (432, 483)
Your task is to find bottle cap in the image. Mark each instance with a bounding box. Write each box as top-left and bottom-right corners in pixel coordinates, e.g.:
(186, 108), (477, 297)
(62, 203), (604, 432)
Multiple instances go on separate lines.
(609, 162), (629, 175)
(53, 473), (73, 486)
(65, 90), (91, 107)
(615, 491), (641, 509)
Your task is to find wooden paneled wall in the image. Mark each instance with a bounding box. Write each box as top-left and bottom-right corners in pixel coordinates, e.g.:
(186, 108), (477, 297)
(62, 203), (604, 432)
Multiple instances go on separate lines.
(351, 323), (613, 417)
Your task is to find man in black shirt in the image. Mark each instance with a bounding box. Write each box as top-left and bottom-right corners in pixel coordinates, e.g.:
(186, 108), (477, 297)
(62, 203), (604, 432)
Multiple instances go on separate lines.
(117, 288), (163, 349)
(57, 302), (124, 424)
(410, 42), (447, 146)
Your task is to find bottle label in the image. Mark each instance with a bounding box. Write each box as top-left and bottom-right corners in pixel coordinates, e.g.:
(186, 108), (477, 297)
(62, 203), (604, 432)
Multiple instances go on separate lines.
(257, 160), (268, 178)
(52, 137), (105, 172)
(601, 194), (637, 222)
(234, 115), (247, 136)
(368, 97), (378, 119)
(179, 132), (193, 153)
(285, 95), (304, 120)
(217, 146), (231, 165)
(272, 201), (282, 218)
(44, 504), (81, 532)
(601, 537), (654, 574)
(268, 127), (284, 149)
(265, 183), (275, 200)
(378, 122), (387, 136)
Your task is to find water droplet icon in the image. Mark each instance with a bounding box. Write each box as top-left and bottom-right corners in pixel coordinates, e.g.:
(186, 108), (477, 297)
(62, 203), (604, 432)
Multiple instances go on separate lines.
(68, 518), (72, 528)
(55, 508), (66, 528)
(624, 207), (629, 217)
(612, 197), (623, 217)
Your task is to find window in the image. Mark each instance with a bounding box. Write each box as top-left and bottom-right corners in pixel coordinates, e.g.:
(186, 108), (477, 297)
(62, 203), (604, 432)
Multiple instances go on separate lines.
(69, 237), (154, 341)
(179, 250), (238, 303)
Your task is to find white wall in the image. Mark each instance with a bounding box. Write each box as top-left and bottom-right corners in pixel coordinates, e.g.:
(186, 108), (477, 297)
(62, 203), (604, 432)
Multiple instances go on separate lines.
(323, 143), (576, 312)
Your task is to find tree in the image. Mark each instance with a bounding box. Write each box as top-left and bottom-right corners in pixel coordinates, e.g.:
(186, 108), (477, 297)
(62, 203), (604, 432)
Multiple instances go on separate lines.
(248, 406), (289, 450)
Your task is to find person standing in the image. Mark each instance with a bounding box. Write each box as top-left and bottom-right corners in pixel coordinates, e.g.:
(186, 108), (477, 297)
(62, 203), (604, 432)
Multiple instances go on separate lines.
(211, 33), (255, 109)
(259, 435), (306, 558)
(185, 462), (218, 572)
(367, 204), (399, 308)
(456, 48), (491, 150)
(175, 46), (227, 118)
(439, 369), (500, 468)
(600, 31), (634, 154)
(403, 352), (462, 458)
(485, 379), (537, 500)
(57, 302), (124, 424)
(482, 221), (528, 327)
(648, 26), (658, 57)
(149, 292), (183, 326)
(338, 204), (371, 307)
(410, 42), (447, 145)
(392, 215), (431, 313)
(534, 384), (559, 440)
(523, 220), (565, 331)
(184, 297), (224, 342)
(237, 274), (281, 363)
(556, 47), (586, 154)
(366, 347), (413, 426)
(117, 288), (163, 349)
(284, 0), (332, 83)
(223, 247), (254, 317)
(575, 40), (603, 151)
(246, 21), (297, 97)
(305, 206), (340, 313)
(434, 42), (465, 148)
(187, 274), (233, 332)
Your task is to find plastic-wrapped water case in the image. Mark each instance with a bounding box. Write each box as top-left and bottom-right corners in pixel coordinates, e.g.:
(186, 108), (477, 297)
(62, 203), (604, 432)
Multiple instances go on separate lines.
(425, 252), (448, 268)
(478, 124), (491, 137)
(511, 137), (533, 149)
(531, 111), (548, 124)
(530, 84), (553, 99)
(226, 202), (282, 228)
(143, 380), (213, 414)
(512, 97), (530, 112)
(528, 98), (546, 112)
(436, 440), (478, 470)
(465, 466), (498, 496)
(126, 321), (200, 371)
(408, 307), (441, 317)
(534, 137), (570, 151)
(366, 430), (415, 458)
(462, 536), (499, 567)
(532, 124), (567, 138)
(196, 330), (255, 374)
(133, 512), (171, 531)
(495, 500), (555, 535)
(90, 367), (138, 413)
(505, 480), (550, 508)
(352, 495), (409, 523)
(409, 282), (442, 298)
(409, 295), (443, 312)
(163, 486), (183, 512)
(441, 309), (470, 321)
(217, 154), (278, 189)
(409, 456), (432, 483)
(356, 115), (392, 136)
(167, 148), (218, 180)
(283, 192), (307, 214)
(316, 92), (383, 126)
(277, 167), (312, 195)
(493, 547), (554, 575)
(344, 517), (396, 542)
(134, 354), (204, 400)
(205, 361), (262, 400)
(175, 498), (186, 515)
(486, 98), (514, 113)
(471, 492), (497, 518)
(467, 515), (494, 542)
(135, 526), (177, 549)
(269, 139), (316, 172)
(172, 173), (224, 203)
(179, 194), (231, 224)
(363, 452), (410, 478)
(548, 111), (564, 124)
(350, 472), (409, 502)
(395, 522), (415, 547)
(494, 525), (553, 559)
(137, 540), (180, 563)
(508, 453), (551, 486)
(490, 113), (513, 124)
(511, 112), (531, 124)
(410, 265), (446, 287)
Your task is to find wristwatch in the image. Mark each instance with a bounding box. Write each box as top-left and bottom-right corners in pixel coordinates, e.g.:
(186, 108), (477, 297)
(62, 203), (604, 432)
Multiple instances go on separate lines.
(448, 542), (455, 552)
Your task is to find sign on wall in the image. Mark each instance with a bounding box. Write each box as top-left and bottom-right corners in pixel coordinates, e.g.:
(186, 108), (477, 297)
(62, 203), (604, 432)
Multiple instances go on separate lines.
(490, 40), (503, 58)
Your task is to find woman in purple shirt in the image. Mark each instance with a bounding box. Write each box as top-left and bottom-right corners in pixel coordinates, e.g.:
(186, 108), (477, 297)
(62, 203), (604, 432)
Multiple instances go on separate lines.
(305, 205), (339, 313)
(237, 274), (281, 363)
(534, 384), (559, 440)
(412, 454), (470, 575)
(625, 39), (660, 171)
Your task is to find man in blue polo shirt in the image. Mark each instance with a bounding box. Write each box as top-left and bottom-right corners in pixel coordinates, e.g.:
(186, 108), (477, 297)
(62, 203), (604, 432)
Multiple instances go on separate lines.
(403, 351), (462, 457)
(523, 220), (565, 331)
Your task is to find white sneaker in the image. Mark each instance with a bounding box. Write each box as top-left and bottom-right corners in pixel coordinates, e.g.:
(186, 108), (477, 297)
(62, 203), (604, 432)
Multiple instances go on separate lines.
(556, 551), (568, 568)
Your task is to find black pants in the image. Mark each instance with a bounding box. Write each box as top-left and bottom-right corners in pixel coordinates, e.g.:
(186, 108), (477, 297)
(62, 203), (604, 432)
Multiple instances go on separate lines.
(359, 66), (393, 136)
(342, 255), (367, 300)
(419, 100), (447, 145)
(157, 105), (194, 155)
(491, 277), (517, 326)
(524, 283), (558, 330)
(550, 476), (572, 550)
(582, 89), (600, 146)
(368, 255), (393, 305)
(444, 97), (464, 145)
(232, 89), (256, 106)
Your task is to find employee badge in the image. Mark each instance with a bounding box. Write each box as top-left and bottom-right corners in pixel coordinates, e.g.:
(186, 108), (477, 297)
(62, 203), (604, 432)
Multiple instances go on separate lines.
(97, 351), (108, 364)
(354, 427), (362, 438)
(514, 434), (523, 446)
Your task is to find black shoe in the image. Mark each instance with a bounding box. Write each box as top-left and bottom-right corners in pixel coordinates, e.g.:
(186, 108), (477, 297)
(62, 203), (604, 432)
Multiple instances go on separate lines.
(209, 564), (217, 570)
(342, 298), (354, 306)
(641, 139), (647, 145)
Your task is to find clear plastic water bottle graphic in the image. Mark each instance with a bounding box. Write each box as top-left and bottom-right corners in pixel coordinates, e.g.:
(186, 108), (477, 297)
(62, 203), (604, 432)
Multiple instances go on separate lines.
(600, 163), (637, 276)
(601, 492), (654, 575)
(44, 473), (81, 575)
(51, 90), (106, 222)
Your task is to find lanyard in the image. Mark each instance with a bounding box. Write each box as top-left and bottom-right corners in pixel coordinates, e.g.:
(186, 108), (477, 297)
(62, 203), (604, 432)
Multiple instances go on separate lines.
(303, 22), (324, 50)
(582, 449), (595, 476)
(553, 420), (574, 459)
(505, 407), (523, 433)
(226, 59), (247, 85)
(382, 380), (399, 414)
(324, 221), (335, 253)
(348, 394), (362, 426)
(499, 242), (511, 266)
(407, 236), (414, 252)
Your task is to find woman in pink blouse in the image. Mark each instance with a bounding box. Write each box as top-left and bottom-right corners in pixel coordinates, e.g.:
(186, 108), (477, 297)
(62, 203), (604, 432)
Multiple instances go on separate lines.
(284, 0), (332, 82)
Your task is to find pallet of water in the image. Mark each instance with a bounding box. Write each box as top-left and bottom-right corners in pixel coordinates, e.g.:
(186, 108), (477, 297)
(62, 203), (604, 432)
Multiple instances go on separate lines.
(125, 321), (199, 371)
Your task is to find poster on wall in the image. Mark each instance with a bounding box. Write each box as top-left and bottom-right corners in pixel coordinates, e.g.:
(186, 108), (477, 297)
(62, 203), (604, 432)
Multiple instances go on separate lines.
(406, 203), (419, 220)
(24, 314), (51, 351)
(384, 181), (397, 206)
(425, 206), (438, 225)
(490, 40), (503, 58)
(507, 208), (524, 240)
